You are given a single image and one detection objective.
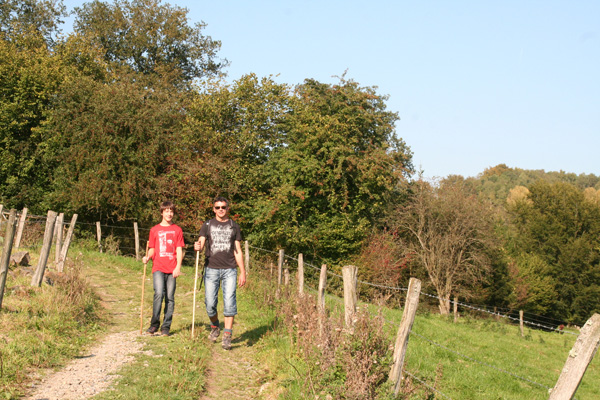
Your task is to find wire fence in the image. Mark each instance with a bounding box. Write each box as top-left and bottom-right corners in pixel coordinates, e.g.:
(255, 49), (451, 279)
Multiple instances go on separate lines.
(1, 208), (589, 398)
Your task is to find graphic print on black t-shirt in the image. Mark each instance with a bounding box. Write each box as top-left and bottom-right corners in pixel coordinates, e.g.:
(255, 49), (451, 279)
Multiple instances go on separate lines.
(210, 223), (233, 255)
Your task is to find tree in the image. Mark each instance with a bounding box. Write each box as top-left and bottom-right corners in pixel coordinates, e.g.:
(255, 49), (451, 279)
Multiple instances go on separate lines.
(40, 73), (187, 222)
(0, 0), (66, 44)
(249, 77), (413, 262)
(72, 0), (226, 83)
(392, 177), (497, 314)
(162, 74), (292, 231)
(0, 28), (65, 208)
(506, 181), (600, 323)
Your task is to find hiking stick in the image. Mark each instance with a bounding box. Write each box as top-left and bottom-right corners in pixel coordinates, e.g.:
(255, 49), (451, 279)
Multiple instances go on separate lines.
(191, 250), (199, 338)
(139, 241), (149, 334)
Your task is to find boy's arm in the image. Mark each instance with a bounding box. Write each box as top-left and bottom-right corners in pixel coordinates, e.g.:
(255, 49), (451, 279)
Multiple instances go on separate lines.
(173, 246), (183, 278)
(234, 240), (246, 287)
(143, 248), (154, 264)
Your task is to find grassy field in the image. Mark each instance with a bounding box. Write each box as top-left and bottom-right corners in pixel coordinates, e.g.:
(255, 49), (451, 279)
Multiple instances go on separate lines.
(1, 241), (598, 399)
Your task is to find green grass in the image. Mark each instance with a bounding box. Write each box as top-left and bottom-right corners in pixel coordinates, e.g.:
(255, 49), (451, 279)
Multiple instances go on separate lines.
(3, 242), (598, 400)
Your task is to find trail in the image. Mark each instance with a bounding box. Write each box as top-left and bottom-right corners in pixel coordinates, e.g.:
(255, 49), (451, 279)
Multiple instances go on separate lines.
(24, 265), (146, 400)
(198, 316), (281, 400)
(25, 331), (149, 400)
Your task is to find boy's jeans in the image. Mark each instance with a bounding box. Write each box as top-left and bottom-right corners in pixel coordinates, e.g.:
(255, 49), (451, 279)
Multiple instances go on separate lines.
(204, 267), (238, 317)
(151, 271), (176, 331)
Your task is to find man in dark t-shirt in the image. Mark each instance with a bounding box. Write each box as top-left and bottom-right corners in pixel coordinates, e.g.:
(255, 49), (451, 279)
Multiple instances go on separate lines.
(194, 196), (246, 350)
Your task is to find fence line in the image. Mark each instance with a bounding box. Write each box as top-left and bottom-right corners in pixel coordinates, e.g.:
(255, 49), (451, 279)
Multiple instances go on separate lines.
(251, 244), (577, 336)
(249, 245), (596, 398)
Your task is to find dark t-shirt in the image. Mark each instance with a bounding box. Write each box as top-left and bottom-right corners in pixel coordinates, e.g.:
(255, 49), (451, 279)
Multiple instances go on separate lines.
(198, 218), (242, 269)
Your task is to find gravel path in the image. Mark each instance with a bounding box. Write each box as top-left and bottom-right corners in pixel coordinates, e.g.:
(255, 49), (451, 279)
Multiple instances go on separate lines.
(25, 330), (150, 400)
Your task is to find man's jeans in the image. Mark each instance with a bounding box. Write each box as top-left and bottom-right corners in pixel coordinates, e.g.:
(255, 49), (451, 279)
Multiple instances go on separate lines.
(204, 267), (237, 317)
(151, 271), (176, 331)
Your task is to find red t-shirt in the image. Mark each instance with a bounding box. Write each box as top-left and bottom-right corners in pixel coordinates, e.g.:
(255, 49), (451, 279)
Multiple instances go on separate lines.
(148, 224), (185, 274)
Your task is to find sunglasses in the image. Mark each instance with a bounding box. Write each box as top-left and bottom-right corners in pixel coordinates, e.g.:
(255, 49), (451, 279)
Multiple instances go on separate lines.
(214, 206), (228, 210)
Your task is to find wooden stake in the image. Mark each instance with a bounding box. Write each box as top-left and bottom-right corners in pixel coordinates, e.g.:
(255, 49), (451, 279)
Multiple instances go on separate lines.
(191, 250), (199, 338)
(139, 241), (150, 334)
(389, 277), (422, 396)
(134, 222), (140, 261)
(0, 209), (18, 309)
(31, 210), (57, 287)
(244, 240), (250, 276)
(14, 207), (28, 248)
(96, 221), (102, 253)
(342, 265), (358, 330)
(55, 213), (64, 265)
(520, 310), (524, 337)
(549, 313), (600, 399)
(57, 214), (77, 272)
(297, 253), (304, 296)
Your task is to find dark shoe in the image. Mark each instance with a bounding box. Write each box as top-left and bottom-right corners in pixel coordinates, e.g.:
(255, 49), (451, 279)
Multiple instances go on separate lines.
(161, 329), (170, 337)
(222, 333), (232, 350)
(146, 326), (158, 335)
(208, 326), (220, 342)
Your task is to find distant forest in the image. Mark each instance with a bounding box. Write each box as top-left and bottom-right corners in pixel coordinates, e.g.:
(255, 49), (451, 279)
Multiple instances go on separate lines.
(2, 0), (599, 325)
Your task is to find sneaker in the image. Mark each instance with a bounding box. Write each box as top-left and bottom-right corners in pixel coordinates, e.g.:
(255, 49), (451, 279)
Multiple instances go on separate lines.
(146, 326), (158, 335)
(208, 325), (220, 342)
(160, 329), (170, 337)
(222, 333), (232, 350)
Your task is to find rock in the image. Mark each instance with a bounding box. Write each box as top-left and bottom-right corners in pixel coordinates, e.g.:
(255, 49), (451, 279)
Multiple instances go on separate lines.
(10, 251), (30, 266)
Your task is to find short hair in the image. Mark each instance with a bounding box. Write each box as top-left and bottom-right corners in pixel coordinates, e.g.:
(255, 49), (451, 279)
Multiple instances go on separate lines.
(213, 196), (229, 207)
(160, 200), (176, 214)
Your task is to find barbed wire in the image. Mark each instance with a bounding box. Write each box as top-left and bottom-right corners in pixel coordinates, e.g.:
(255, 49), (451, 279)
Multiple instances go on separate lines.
(247, 244), (577, 335)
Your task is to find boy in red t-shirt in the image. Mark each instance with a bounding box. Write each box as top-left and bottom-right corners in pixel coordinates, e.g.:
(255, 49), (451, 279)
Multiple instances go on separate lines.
(143, 201), (185, 336)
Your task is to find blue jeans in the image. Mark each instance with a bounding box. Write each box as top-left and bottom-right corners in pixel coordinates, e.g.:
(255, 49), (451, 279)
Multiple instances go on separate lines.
(204, 267), (238, 317)
(151, 271), (176, 331)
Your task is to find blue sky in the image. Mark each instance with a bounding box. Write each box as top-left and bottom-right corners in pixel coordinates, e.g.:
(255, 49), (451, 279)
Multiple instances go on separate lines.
(62, 1), (600, 179)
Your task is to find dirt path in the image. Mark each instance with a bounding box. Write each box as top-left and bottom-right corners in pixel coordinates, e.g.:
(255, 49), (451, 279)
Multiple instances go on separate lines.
(24, 267), (148, 400)
(25, 331), (150, 400)
(198, 317), (277, 400)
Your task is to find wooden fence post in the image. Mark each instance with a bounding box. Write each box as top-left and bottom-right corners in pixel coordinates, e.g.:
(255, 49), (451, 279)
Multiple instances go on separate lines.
(520, 310), (524, 337)
(96, 221), (102, 253)
(134, 222), (140, 261)
(14, 207), (28, 248)
(54, 213), (64, 266)
(297, 253), (304, 296)
(549, 313), (600, 400)
(389, 277), (422, 396)
(57, 214), (78, 272)
(277, 249), (284, 286)
(31, 210), (57, 287)
(453, 296), (458, 323)
(284, 267), (290, 286)
(318, 264), (327, 310)
(244, 240), (250, 276)
(342, 265), (358, 330)
(0, 210), (18, 308)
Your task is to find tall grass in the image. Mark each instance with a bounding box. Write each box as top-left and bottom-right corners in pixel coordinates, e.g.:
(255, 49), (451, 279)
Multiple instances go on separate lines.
(0, 258), (104, 399)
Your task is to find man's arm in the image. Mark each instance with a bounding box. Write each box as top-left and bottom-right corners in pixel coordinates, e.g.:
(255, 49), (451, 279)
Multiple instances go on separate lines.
(194, 236), (206, 252)
(234, 240), (246, 287)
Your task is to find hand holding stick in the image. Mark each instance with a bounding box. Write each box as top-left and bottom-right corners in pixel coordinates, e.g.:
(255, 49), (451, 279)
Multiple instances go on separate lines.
(139, 241), (149, 334)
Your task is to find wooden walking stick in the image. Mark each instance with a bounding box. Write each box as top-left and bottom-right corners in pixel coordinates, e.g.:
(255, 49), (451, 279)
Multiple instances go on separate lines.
(139, 241), (150, 334)
(191, 250), (200, 338)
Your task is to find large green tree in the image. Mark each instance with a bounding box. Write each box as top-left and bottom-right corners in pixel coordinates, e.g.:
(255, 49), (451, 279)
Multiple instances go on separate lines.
(249, 78), (413, 262)
(72, 0), (226, 83)
(507, 181), (600, 323)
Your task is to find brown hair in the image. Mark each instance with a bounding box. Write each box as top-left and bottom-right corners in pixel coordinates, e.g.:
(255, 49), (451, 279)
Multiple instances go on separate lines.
(160, 200), (176, 214)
